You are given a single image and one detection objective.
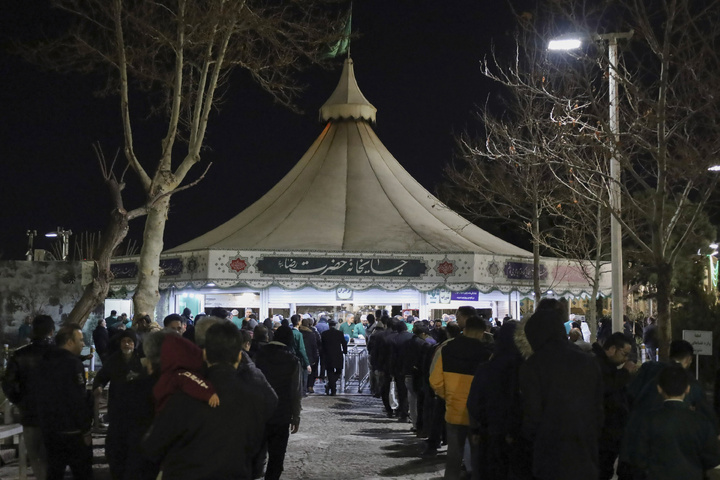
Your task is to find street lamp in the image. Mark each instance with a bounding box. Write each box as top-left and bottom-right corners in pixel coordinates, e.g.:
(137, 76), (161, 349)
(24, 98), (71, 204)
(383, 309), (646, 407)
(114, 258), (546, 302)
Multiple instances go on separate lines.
(25, 230), (37, 261)
(549, 30), (634, 334)
(45, 227), (72, 261)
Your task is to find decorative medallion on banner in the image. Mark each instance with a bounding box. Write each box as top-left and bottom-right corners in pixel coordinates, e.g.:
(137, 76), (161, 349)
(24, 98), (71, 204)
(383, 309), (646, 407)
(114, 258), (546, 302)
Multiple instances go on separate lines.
(435, 257), (456, 278)
(186, 256), (199, 274)
(487, 260), (500, 277)
(229, 257), (248, 273)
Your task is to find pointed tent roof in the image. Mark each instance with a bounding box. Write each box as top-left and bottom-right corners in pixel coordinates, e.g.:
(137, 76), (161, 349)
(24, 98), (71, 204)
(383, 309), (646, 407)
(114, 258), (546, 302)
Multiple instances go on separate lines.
(168, 58), (529, 257)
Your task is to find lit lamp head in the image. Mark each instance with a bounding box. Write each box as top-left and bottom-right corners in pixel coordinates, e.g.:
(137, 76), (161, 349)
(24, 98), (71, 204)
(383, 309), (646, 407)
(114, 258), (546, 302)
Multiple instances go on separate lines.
(548, 37), (583, 51)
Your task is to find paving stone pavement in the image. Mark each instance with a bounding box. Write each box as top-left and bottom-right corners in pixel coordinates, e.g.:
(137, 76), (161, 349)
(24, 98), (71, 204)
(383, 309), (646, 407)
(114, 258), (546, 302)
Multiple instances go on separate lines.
(0, 394), (446, 480)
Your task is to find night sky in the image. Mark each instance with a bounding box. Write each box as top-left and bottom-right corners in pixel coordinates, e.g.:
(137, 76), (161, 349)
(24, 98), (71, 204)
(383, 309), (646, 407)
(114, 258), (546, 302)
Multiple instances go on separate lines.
(0, 1), (521, 261)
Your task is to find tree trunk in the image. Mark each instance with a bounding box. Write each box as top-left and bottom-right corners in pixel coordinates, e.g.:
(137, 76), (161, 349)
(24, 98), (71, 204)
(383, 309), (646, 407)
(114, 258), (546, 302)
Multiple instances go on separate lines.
(655, 261), (673, 360)
(66, 170), (145, 328)
(133, 195), (170, 317)
(532, 203), (542, 309)
(588, 267), (600, 343)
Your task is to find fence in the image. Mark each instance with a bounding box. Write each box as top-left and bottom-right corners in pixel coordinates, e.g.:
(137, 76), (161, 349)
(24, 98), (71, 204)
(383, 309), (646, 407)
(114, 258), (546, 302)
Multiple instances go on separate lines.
(340, 340), (370, 394)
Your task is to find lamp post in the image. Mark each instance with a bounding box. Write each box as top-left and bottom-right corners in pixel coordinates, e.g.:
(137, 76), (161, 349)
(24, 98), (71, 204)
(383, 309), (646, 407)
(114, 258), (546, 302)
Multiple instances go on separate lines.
(25, 230), (37, 261)
(45, 227), (72, 261)
(549, 31), (634, 334)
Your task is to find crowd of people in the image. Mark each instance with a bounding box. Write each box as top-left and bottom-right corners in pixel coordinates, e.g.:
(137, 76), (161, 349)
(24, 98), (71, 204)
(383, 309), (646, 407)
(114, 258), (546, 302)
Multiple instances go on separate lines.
(365, 301), (720, 480)
(1, 307), (343, 480)
(3, 302), (720, 480)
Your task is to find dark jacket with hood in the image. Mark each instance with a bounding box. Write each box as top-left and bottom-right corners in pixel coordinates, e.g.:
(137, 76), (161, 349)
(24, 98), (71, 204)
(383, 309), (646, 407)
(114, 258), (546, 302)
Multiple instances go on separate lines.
(254, 327), (301, 426)
(520, 309), (604, 480)
(467, 320), (523, 438)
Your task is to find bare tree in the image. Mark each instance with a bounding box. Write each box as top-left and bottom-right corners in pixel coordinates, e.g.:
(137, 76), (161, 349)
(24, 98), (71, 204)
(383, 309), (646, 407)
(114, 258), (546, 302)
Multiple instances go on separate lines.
(498, 0), (720, 358)
(442, 29), (571, 306)
(65, 145), (147, 326)
(28, 0), (349, 317)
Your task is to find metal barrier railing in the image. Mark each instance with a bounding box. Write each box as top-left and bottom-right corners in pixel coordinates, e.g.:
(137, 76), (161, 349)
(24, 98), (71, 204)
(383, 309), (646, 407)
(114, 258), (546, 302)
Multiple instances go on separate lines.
(340, 341), (370, 394)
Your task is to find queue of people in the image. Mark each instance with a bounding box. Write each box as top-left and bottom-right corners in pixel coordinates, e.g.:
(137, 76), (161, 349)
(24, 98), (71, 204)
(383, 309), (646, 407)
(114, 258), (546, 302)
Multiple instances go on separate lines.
(367, 302), (720, 480)
(4, 304), (720, 480)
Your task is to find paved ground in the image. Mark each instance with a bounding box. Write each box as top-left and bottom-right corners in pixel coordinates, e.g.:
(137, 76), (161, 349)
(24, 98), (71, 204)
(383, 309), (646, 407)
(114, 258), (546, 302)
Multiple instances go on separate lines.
(0, 394), (447, 480)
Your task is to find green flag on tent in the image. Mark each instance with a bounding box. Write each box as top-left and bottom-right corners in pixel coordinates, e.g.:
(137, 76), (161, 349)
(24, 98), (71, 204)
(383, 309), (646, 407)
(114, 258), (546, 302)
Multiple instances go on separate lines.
(325, 10), (352, 59)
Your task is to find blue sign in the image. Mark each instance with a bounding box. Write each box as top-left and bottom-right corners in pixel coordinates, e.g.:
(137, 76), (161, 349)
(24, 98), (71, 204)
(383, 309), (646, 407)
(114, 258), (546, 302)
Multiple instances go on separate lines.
(451, 290), (479, 301)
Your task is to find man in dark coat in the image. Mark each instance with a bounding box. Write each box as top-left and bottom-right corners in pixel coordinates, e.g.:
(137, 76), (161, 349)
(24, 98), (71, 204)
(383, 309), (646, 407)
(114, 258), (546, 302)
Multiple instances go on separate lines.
(520, 301), (604, 480)
(390, 320), (413, 422)
(2, 314), (55, 480)
(635, 364), (720, 480)
(467, 320), (524, 480)
(320, 320), (347, 396)
(621, 339), (718, 475)
(93, 319), (111, 362)
(370, 317), (395, 414)
(142, 322), (266, 480)
(253, 325), (302, 480)
(38, 324), (94, 480)
(591, 332), (634, 480)
(299, 318), (321, 394)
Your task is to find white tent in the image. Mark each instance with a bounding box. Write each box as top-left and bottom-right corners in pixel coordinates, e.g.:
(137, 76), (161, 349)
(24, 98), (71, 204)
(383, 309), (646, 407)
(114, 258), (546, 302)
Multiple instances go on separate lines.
(169, 58), (529, 256)
(111, 58), (608, 320)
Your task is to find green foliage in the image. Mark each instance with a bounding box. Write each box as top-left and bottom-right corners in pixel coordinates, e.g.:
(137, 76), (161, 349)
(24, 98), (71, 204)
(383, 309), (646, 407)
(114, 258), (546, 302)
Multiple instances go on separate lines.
(671, 278), (720, 388)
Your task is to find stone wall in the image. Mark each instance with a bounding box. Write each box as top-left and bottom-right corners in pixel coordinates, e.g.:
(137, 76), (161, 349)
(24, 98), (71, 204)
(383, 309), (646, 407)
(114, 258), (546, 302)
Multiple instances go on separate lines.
(0, 261), (84, 346)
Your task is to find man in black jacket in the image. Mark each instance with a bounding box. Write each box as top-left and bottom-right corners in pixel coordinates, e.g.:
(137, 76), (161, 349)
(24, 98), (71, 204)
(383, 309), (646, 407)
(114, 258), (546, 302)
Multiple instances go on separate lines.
(2, 314), (55, 480)
(320, 320), (348, 396)
(592, 332), (633, 480)
(520, 301), (603, 480)
(38, 324), (94, 480)
(390, 320), (413, 422)
(254, 325), (302, 480)
(142, 322), (266, 480)
(92, 319), (110, 362)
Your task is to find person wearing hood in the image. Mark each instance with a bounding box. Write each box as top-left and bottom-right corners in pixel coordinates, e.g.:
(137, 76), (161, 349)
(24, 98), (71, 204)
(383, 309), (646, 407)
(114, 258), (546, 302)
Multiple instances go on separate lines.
(93, 329), (156, 480)
(253, 325), (302, 480)
(519, 299), (603, 480)
(467, 320), (525, 480)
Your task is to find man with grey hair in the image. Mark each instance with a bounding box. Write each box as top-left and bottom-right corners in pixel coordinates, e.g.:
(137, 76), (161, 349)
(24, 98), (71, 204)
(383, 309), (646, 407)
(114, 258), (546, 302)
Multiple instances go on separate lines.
(193, 316), (227, 348)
